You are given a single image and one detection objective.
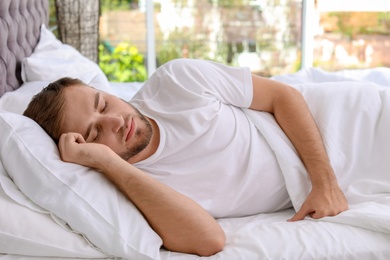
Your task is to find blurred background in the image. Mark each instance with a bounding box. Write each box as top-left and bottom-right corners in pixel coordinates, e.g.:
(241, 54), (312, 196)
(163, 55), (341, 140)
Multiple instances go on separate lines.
(49, 0), (390, 82)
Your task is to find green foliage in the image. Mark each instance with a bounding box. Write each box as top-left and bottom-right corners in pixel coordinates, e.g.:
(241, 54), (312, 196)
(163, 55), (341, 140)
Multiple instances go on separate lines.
(156, 42), (182, 67)
(379, 12), (390, 21)
(156, 38), (224, 66)
(100, 0), (136, 11)
(211, 0), (249, 7)
(378, 12), (390, 33)
(99, 42), (147, 82)
(328, 12), (390, 38)
(155, 28), (215, 66)
(48, 0), (59, 37)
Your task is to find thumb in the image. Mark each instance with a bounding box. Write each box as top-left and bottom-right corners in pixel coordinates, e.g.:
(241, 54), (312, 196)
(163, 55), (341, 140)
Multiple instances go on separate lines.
(288, 205), (312, 222)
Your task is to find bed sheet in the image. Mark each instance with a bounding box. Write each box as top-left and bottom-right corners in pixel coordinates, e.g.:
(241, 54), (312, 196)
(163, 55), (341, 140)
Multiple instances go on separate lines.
(2, 208), (390, 260)
(161, 209), (390, 260)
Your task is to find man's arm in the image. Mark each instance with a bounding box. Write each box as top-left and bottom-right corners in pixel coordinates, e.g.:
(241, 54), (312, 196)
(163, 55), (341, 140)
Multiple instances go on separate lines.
(249, 75), (348, 220)
(58, 132), (225, 256)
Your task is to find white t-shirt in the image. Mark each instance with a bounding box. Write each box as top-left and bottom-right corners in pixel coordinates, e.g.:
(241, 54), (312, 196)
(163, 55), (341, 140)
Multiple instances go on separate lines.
(131, 59), (291, 218)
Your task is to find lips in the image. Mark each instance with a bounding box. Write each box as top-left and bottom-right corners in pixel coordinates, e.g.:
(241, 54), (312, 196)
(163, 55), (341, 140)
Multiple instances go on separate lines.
(125, 118), (135, 142)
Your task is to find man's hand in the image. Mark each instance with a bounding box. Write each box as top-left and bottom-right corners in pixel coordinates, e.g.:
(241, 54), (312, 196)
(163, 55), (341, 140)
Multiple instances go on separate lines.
(289, 180), (348, 221)
(57, 133), (225, 256)
(58, 132), (114, 169)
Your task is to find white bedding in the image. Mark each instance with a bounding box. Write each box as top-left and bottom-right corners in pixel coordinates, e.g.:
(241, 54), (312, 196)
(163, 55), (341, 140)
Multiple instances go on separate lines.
(272, 67), (390, 234)
(157, 67), (390, 260)
(1, 57), (390, 259)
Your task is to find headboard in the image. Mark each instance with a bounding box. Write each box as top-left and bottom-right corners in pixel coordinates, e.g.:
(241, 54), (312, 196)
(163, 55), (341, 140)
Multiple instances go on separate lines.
(0, 0), (48, 97)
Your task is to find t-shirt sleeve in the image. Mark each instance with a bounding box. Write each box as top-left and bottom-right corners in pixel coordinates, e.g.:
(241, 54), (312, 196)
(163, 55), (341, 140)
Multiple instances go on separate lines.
(149, 59), (254, 108)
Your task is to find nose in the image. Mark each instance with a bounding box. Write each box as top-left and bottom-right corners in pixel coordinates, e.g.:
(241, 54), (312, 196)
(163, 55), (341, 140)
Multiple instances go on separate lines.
(100, 114), (124, 133)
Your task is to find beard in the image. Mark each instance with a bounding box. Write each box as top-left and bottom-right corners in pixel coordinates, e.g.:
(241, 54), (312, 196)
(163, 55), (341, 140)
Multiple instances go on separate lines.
(118, 102), (153, 161)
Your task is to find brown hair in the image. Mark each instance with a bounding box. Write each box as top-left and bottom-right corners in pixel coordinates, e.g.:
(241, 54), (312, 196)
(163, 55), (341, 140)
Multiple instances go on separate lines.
(23, 77), (85, 143)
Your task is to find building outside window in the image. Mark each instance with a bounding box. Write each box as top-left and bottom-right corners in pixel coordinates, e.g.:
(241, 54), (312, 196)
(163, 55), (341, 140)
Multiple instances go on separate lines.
(50, 0), (390, 82)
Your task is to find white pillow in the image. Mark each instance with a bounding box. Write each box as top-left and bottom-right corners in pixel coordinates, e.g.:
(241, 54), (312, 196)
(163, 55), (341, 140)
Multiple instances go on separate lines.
(0, 163), (107, 258)
(0, 112), (162, 259)
(0, 81), (49, 114)
(21, 24), (112, 93)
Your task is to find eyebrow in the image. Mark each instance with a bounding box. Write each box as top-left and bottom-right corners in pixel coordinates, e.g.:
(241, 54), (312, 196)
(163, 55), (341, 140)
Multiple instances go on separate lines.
(84, 92), (100, 140)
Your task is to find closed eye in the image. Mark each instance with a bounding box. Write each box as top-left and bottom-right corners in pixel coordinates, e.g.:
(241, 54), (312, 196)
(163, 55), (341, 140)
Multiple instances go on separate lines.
(101, 101), (108, 113)
(92, 125), (102, 142)
(93, 101), (108, 142)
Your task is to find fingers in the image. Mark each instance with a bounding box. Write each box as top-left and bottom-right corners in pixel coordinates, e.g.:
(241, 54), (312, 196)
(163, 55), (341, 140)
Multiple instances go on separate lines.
(288, 186), (349, 222)
(310, 210), (323, 219)
(59, 132), (86, 144)
(288, 204), (314, 222)
(288, 205), (341, 222)
(58, 132), (86, 162)
(57, 132), (113, 168)
(288, 209), (325, 222)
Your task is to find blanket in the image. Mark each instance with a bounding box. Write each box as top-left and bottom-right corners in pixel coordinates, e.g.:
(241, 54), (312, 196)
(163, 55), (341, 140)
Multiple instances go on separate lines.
(244, 67), (390, 234)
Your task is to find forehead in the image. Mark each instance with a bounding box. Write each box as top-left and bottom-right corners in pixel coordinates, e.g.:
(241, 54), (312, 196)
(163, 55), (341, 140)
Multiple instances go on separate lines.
(60, 85), (98, 134)
(64, 84), (96, 99)
(63, 85), (110, 110)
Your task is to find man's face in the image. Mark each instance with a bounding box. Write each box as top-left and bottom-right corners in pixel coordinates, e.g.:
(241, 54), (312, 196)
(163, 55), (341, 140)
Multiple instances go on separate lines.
(61, 85), (153, 162)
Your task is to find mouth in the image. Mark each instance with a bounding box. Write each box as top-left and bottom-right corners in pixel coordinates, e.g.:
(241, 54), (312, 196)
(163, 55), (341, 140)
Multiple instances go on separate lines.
(125, 118), (135, 142)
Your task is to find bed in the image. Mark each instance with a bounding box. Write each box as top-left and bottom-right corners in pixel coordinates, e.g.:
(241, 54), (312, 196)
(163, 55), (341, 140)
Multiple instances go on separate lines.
(1, 1), (390, 259)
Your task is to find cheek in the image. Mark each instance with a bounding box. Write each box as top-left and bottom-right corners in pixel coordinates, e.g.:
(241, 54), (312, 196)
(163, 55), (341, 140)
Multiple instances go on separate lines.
(99, 135), (121, 150)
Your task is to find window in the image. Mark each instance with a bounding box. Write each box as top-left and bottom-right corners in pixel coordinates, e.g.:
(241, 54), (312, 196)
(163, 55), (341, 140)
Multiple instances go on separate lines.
(99, 0), (303, 80)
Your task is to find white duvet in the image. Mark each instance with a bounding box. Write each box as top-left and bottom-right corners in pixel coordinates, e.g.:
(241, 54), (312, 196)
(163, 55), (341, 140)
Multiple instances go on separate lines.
(268, 68), (390, 234)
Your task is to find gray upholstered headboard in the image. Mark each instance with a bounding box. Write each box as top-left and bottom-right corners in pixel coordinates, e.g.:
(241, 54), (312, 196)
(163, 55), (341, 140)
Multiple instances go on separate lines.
(0, 0), (48, 97)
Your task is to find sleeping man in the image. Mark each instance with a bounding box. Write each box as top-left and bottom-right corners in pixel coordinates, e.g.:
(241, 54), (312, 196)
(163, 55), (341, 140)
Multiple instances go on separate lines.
(23, 58), (348, 256)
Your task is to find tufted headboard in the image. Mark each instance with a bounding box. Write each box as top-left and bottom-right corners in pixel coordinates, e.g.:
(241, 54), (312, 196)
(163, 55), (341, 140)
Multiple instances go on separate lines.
(0, 0), (48, 97)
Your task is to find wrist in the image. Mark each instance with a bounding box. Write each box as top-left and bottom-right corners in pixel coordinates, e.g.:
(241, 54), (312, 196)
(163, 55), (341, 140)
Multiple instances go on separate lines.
(92, 146), (120, 170)
(307, 164), (338, 187)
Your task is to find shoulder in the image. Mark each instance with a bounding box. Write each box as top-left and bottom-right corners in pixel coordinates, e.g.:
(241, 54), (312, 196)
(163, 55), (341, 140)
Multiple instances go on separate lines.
(135, 59), (252, 105)
(133, 59), (215, 101)
(160, 58), (209, 68)
(157, 58), (214, 75)
(146, 59), (218, 92)
(156, 58), (250, 84)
